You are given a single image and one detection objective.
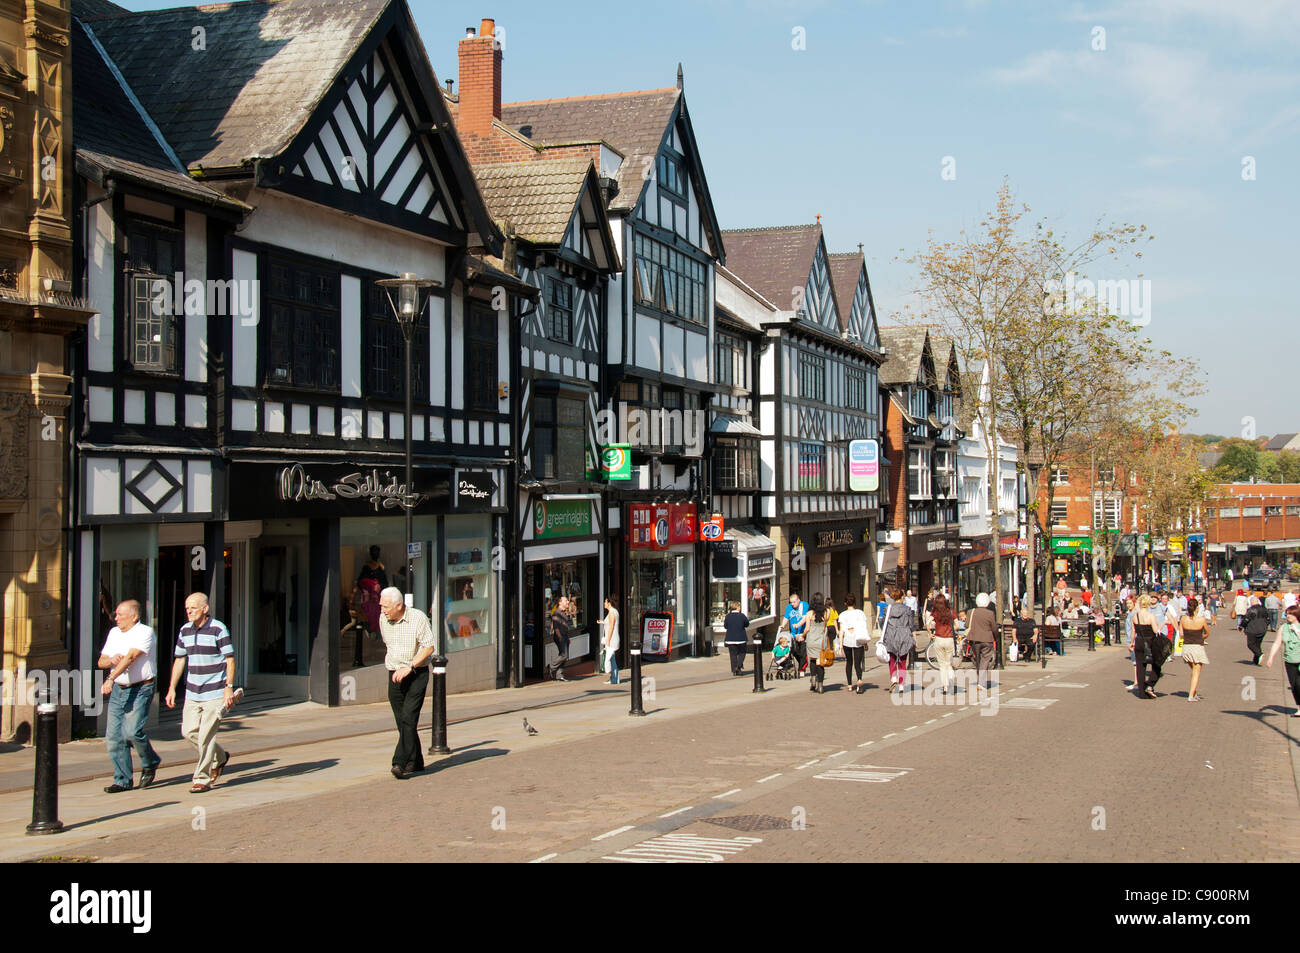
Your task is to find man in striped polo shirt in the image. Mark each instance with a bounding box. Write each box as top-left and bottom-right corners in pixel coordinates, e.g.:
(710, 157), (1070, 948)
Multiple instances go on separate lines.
(165, 592), (237, 793)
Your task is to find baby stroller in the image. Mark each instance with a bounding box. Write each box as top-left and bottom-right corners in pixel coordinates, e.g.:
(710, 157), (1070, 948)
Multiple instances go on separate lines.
(767, 636), (798, 681)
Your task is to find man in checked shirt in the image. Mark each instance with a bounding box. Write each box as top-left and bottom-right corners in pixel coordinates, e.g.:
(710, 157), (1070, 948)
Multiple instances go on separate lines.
(378, 587), (436, 779)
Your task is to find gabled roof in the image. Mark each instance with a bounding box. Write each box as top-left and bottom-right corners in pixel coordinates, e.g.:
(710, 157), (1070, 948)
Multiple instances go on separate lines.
(473, 157), (618, 270)
(473, 157), (590, 244)
(928, 333), (961, 395)
(877, 325), (931, 386)
(78, 0), (391, 172)
(1262, 432), (1298, 451)
(502, 88), (678, 214)
(826, 252), (862, 333)
(720, 224), (822, 314)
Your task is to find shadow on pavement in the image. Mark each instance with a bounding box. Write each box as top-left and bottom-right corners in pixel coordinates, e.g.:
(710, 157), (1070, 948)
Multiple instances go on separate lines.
(61, 800), (181, 832)
(421, 748), (507, 775)
(1222, 708), (1297, 744)
(219, 758), (338, 788)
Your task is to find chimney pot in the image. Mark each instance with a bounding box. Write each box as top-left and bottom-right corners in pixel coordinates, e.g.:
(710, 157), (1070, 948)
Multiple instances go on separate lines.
(481, 18), (495, 37)
(465, 26), (475, 37)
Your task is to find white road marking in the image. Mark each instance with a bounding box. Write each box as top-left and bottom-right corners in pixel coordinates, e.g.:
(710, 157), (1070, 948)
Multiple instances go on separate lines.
(942, 712), (955, 718)
(594, 825), (635, 841)
(757, 773), (782, 783)
(603, 833), (763, 864)
(529, 853), (558, 863)
(925, 719), (937, 724)
(796, 760), (820, 769)
(1001, 697), (1058, 710)
(827, 750), (848, 758)
(815, 764), (913, 784)
(904, 726), (918, 731)
(858, 741), (875, 747)
(1050, 682), (1089, 688)
(713, 788), (743, 799)
(659, 806), (693, 819)
(882, 732), (897, 738)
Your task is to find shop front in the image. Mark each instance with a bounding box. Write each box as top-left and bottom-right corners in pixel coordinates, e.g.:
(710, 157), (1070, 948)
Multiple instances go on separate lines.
(907, 525), (961, 599)
(627, 502), (699, 660)
(519, 495), (603, 681)
(1049, 535), (1092, 586)
(957, 533), (1025, 611)
(226, 459), (505, 702)
(708, 527), (777, 642)
(787, 521), (874, 609)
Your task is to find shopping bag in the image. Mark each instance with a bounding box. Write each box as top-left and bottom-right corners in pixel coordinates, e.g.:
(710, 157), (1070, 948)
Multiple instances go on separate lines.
(875, 640), (889, 663)
(1009, 643), (1019, 662)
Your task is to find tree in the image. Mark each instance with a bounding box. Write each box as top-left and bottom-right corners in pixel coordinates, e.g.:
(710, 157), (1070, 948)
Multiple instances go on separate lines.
(1134, 430), (1213, 584)
(1211, 438), (1262, 482)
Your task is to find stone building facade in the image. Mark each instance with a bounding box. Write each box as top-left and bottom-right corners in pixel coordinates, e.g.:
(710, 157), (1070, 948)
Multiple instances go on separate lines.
(0, 0), (88, 740)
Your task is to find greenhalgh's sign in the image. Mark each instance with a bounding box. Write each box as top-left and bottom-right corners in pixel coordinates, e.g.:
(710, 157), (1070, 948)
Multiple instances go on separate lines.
(600, 444), (631, 481)
(533, 499), (592, 539)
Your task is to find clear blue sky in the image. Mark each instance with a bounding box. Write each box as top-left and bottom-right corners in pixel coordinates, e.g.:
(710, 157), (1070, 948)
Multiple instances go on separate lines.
(114, 0), (1300, 438)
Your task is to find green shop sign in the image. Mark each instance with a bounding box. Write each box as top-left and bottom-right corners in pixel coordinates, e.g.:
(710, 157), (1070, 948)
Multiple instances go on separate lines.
(533, 499), (592, 539)
(599, 444), (631, 481)
(1050, 537), (1091, 554)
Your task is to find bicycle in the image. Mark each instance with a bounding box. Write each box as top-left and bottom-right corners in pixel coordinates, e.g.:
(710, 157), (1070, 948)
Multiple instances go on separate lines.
(925, 633), (972, 671)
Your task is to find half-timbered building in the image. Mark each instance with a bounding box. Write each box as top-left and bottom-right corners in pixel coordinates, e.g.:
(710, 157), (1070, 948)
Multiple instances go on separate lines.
(69, 0), (530, 704)
(502, 73), (726, 660)
(708, 265), (777, 638)
(878, 325), (963, 599)
(724, 225), (883, 610)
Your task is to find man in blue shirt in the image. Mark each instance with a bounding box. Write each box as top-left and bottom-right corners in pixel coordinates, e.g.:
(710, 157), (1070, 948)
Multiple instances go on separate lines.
(783, 593), (809, 675)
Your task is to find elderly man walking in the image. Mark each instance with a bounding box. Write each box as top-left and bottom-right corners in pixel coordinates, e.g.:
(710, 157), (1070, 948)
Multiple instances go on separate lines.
(967, 592), (998, 698)
(98, 600), (161, 793)
(378, 588), (435, 779)
(165, 592), (237, 793)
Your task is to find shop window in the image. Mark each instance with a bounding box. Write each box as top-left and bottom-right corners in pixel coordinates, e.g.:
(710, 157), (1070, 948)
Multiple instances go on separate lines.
(629, 551), (695, 655)
(443, 516), (493, 653)
(710, 581), (742, 626)
(618, 380), (639, 402)
(124, 223), (181, 374)
(365, 282), (428, 403)
(265, 255), (340, 391)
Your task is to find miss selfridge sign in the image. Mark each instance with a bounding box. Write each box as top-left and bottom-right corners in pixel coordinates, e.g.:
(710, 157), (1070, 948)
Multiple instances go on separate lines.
(278, 464), (421, 511)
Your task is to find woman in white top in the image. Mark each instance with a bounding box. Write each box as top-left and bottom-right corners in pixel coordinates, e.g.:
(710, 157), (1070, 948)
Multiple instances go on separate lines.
(601, 596), (620, 685)
(836, 595), (870, 694)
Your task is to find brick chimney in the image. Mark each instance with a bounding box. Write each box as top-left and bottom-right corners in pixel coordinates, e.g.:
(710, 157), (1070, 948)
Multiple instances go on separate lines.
(458, 18), (501, 138)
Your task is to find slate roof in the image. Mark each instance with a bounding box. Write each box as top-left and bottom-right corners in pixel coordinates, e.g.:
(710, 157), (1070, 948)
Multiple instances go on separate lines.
(1263, 432), (1298, 451)
(501, 89), (679, 215)
(472, 157), (593, 246)
(877, 325), (930, 386)
(827, 251), (862, 330)
(719, 225), (821, 314)
(72, 16), (249, 209)
(78, 0), (391, 171)
(929, 333), (960, 393)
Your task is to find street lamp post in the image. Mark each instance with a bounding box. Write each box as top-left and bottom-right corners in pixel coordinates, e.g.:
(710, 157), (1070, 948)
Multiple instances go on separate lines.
(377, 274), (444, 752)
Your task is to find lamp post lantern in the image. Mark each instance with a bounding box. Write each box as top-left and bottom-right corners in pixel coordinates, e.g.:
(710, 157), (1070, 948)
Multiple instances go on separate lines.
(377, 274), (439, 599)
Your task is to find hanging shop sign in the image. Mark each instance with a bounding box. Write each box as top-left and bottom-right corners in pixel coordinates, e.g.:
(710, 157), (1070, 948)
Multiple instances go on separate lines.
(670, 503), (697, 544)
(699, 514), (724, 541)
(600, 444), (632, 481)
(533, 499), (592, 540)
(456, 472), (497, 507)
(848, 439), (879, 492)
(640, 610), (674, 656)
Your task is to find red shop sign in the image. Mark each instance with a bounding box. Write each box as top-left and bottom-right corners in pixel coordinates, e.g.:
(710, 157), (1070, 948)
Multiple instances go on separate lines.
(669, 503), (696, 545)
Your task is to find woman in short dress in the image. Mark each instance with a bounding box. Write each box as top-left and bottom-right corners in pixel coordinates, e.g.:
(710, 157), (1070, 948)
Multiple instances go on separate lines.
(1179, 596), (1210, 702)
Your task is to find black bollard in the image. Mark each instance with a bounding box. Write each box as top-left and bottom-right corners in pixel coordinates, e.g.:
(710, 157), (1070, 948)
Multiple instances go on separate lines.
(427, 655), (450, 755)
(752, 636), (766, 693)
(1088, 617), (1096, 651)
(352, 620), (364, 669)
(27, 701), (63, 836)
(628, 639), (645, 716)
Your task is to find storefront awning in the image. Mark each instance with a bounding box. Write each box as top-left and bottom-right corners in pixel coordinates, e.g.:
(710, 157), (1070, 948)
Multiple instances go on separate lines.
(710, 414), (762, 437)
(725, 527), (775, 552)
